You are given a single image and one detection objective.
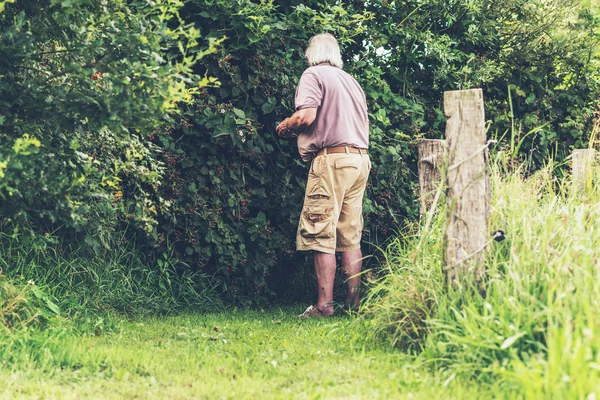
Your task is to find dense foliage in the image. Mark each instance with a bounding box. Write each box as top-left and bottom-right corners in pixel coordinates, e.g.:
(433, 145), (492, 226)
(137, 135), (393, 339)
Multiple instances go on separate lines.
(348, 0), (600, 166)
(153, 0), (599, 302)
(150, 1), (398, 303)
(0, 0), (214, 232)
(0, 0), (598, 304)
(0, 0), (222, 308)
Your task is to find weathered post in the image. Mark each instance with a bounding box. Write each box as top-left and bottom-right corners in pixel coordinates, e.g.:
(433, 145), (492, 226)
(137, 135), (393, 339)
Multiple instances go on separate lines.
(418, 139), (445, 215)
(571, 149), (595, 190)
(444, 89), (489, 286)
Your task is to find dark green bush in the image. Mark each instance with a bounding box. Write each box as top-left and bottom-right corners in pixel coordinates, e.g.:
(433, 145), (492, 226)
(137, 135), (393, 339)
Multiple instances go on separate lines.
(348, 0), (600, 166)
(0, 0), (223, 310)
(147, 0), (598, 304)
(0, 0), (598, 306)
(0, 0), (214, 234)
(141, 1), (419, 304)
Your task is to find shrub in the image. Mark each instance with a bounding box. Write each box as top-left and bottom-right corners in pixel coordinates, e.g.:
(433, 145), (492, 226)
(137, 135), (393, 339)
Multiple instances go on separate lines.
(0, 0), (598, 306)
(0, 0), (223, 307)
(0, 0), (216, 235)
(147, 1), (421, 303)
(148, 0), (598, 304)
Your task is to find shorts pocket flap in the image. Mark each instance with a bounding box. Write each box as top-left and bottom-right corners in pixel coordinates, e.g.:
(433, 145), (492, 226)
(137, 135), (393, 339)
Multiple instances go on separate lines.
(335, 158), (360, 170)
(299, 204), (334, 239)
(303, 205), (334, 221)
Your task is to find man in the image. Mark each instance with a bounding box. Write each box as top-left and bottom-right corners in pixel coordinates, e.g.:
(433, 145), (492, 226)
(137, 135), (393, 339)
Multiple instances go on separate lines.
(276, 33), (370, 318)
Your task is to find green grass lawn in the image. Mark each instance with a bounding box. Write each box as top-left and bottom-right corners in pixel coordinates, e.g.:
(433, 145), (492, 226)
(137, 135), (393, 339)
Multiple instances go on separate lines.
(0, 308), (490, 399)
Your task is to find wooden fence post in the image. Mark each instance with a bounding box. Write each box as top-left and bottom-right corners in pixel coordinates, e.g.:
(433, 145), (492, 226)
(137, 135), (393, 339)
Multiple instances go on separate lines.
(571, 149), (595, 190)
(418, 139), (445, 215)
(444, 88), (489, 286)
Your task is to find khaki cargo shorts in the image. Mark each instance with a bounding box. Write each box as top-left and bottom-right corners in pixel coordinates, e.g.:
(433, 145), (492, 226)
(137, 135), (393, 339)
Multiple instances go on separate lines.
(296, 152), (371, 254)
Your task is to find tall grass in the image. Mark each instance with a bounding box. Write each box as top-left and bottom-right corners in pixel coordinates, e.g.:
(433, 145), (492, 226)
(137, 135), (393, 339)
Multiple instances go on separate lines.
(360, 213), (445, 350)
(363, 147), (600, 398)
(0, 227), (223, 368)
(0, 277), (55, 331)
(0, 228), (222, 324)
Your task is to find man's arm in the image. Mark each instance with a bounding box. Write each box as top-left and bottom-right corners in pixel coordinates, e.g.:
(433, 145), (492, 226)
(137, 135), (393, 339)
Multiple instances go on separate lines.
(276, 107), (317, 138)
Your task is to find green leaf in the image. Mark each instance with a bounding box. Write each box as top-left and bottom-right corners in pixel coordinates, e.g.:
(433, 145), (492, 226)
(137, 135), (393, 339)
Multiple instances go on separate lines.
(233, 108), (246, 119)
(500, 333), (525, 350)
(30, 286), (43, 300)
(211, 130), (230, 138)
(262, 103), (275, 114)
(256, 211), (266, 223)
(45, 298), (60, 315)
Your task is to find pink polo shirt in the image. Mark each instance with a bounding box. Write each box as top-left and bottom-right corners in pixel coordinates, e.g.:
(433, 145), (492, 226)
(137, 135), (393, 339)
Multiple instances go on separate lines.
(294, 63), (369, 162)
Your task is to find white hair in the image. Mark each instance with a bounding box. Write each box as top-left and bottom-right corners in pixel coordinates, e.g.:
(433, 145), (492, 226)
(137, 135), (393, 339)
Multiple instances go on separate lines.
(305, 33), (344, 69)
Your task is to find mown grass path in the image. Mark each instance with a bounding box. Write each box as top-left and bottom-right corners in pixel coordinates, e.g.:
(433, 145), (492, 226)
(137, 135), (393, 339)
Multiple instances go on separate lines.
(1, 309), (485, 399)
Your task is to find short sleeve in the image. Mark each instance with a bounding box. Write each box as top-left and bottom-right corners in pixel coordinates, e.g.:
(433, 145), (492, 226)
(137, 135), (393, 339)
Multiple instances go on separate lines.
(294, 71), (322, 111)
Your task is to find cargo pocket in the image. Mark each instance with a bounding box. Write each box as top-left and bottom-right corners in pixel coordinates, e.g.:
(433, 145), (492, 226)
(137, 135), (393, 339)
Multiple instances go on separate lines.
(299, 203), (335, 239)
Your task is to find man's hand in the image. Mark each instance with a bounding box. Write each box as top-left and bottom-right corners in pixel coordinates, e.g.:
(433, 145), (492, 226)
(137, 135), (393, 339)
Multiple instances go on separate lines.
(276, 118), (296, 138)
(277, 108), (317, 138)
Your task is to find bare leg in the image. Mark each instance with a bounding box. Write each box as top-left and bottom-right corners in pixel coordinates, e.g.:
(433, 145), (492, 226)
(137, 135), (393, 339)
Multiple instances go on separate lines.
(341, 249), (362, 310)
(314, 251), (336, 316)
